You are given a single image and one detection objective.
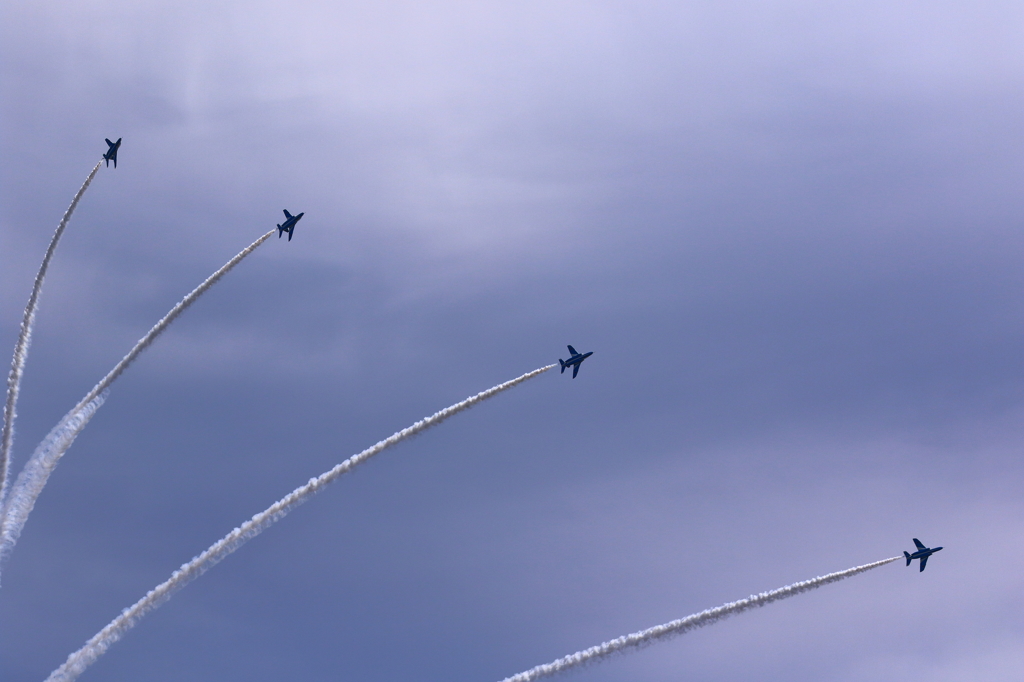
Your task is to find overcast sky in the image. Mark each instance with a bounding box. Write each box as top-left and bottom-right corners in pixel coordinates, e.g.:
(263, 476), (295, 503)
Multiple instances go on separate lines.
(2, 2), (1023, 681)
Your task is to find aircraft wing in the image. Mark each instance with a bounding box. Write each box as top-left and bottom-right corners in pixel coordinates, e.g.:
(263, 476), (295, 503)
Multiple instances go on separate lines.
(572, 363), (580, 379)
(919, 555), (928, 572)
(913, 538), (926, 550)
(567, 345), (578, 356)
(283, 209), (293, 219)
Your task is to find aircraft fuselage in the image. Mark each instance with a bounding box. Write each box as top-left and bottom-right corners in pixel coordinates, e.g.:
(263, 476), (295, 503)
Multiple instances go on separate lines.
(280, 215), (302, 231)
(564, 352), (593, 368)
(909, 547), (942, 560)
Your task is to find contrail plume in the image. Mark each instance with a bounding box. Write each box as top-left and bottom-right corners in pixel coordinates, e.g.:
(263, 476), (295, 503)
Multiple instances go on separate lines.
(0, 394), (107, 570)
(62, 228), (274, 418)
(499, 556), (901, 682)
(43, 364), (554, 682)
(0, 230), (275, 566)
(1, 161), (102, 508)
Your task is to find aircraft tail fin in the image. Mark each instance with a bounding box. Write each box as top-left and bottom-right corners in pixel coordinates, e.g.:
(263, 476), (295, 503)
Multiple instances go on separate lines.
(559, 359), (566, 374)
(904, 551), (911, 566)
(278, 225), (284, 238)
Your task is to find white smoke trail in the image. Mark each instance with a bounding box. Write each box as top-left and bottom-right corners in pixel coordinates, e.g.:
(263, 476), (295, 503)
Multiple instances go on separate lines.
(499, 556), (901, 682)
(0, 394), (108, 569)
(60, 228), (275, 418)
(43, 364), (554, 682)
(0, 161), (103, 508)
(0, 230), (275, 567)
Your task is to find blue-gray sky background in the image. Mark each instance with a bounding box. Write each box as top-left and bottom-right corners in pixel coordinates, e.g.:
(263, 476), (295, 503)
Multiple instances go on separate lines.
(2, 2), (1023, 681)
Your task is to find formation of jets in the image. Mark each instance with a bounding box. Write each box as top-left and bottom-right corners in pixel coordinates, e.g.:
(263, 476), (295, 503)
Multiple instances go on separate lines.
(904, 538), (942, 572)
(555, 342), (950, 577)
(100, 139), (306, 244)
(97, 134), (945, 575)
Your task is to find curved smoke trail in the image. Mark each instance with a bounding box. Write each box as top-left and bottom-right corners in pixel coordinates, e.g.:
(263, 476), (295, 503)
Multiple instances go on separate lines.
(0, 394), (107, 569)
(44, 364), (554, 682)
(1, 161), (103, 508)
(61, 228), (274, 418)
(0, 230), (275, 568)
(499, 556), (901, 682)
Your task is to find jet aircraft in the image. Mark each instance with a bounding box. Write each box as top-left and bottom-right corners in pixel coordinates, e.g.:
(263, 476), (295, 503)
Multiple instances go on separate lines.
(103, 138), (121, 168)
(559, 345), (593, 378)
(277, 209), (304, 241)
(904, 538), (943, 572)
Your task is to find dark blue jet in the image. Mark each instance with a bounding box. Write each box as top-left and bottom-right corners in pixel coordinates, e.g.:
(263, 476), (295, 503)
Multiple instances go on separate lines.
(103, 138), (121, 168)
(904, 538), (943, 572)
(277, 209), (304, 241)
(559, 345), (593, 378)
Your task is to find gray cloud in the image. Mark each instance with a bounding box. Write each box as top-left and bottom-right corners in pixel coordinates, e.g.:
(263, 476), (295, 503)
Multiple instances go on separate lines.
(2, 2), (1023, 681)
